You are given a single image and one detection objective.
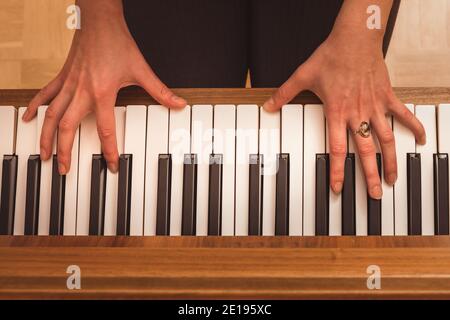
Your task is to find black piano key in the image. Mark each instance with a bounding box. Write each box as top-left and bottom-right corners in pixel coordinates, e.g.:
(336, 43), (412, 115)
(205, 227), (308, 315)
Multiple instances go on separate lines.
(88, 154), (107, 236)
(49, 155), (66, 235)
(0, 155), (18, 235)
(275, 153), (289, 236)
(156, 154), (171, 236)
(434, 153), (449, 235)
(315, 154), (329, 236)
(182, 154), (197, 236)
(342, 154), (356, 235)
(407, 153), (422, 235)
(367, 153), (382, 235)
(24, 155), (41, 235)
(208, 154), (223, 236)
(116, 154), (132, 236)
(248, 154), (263, 236)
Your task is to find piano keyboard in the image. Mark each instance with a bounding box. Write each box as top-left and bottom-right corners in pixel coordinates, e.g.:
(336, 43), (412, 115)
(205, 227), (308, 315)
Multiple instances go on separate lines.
(1, 100), (449, 237)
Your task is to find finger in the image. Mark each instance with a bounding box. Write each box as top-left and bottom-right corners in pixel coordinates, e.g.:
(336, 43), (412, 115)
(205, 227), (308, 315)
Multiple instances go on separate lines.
(263, 64), (312, 112)
(134, 59), (186, 109)
(39, 89), (75, 160)
(94, 96), (119, 173)
(327, 119), (347, 193)
(349, 120), (383, 199)
(371, 113), (397, 185)
(23, 77), (64, 122)
(389, 97), (426, 145)
(57, 96), (91, 175)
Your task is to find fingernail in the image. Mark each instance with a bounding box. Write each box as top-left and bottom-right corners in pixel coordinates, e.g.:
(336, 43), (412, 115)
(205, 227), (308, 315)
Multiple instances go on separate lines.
(40, 148), (48, 161)
(333, 182), (343, 193)
(387, 173), (397, 185)
(371, 185), (383, 199)
(22, 111), (29, 121)
(418, 134), (426, 145)
(262, 98), (275, 111)
(58, 163), (67, 175)
(109, 162), (118, 173)
(171, 95), (187, 106)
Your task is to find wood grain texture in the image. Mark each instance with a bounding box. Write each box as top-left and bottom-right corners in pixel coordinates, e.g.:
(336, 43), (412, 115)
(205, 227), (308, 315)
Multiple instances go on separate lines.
(386, 0), (450, 87)
(1, 237), (450, 299)
(1, 87), (450, 107)
(0, 0), (450, 88)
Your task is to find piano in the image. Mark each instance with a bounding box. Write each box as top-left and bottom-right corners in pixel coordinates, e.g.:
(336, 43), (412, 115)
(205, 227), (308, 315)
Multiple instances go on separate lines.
(0, 87), (450, 299)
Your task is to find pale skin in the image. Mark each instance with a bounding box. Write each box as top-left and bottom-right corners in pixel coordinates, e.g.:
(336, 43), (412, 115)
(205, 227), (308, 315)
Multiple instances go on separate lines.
(24, 0), (425, 199)
(263, 0), (425, 199)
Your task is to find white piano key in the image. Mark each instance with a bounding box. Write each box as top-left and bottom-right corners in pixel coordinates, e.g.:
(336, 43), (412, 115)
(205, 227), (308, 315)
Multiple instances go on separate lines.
(14, 108), (38, 235)
(415, 105), (437, 235)
(191, 105), (213, 236)
(0, 106), (17, 206)
(76, 113), (101, 235)
(36, 106), (55, 235)
(393, 104), (416, 235)
(169, 106), (191, 235)
(259, 107), (280, 235)
(144, 105), (169, 236)
(281, 105), (303, 236)
(124, 105), (147, 236)
(303, 104), (326, 236)
(104, 107), (126, 236)
(348, 133), (368, 236)
(213, 105), (236, 236)
(326, 122), (342, 236)
(235, 105), (259, 236)
(374, 116), (395, 236)
(63, 126), (79, 235)
(438, 104), (450, 154)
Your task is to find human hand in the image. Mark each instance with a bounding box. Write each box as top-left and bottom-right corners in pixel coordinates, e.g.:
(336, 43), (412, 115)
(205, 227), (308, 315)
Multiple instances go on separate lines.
(263, 29), (425, 200)
(23, 0), (186, 175)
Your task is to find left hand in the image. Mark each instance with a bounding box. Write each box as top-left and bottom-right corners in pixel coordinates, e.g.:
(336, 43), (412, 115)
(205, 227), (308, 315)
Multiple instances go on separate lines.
(263, 32), (426, 200)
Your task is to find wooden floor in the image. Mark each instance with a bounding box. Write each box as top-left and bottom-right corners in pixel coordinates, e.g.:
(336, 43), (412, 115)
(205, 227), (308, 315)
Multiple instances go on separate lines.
(0, 0), (449, 89)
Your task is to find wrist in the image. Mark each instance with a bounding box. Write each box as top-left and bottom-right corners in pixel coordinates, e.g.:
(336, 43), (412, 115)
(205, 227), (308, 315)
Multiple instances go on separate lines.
(75, 0), (125, 27)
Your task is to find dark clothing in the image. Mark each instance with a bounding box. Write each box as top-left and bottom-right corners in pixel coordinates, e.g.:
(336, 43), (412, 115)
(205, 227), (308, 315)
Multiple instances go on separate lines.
(123, 0), (400, 88)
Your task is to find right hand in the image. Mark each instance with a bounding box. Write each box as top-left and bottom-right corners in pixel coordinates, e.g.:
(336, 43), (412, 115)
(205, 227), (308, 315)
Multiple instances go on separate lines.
(23, 0), (186, 175)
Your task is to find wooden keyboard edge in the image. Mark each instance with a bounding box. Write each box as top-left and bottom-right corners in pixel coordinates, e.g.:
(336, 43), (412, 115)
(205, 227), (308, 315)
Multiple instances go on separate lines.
(1, 87), (450, 107)
(1, 236), (450, 247)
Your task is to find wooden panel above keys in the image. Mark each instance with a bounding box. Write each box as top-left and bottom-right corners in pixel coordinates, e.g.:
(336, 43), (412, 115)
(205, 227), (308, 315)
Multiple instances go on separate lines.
(1, 237), (450, 299)
(1, 87), (450, 107)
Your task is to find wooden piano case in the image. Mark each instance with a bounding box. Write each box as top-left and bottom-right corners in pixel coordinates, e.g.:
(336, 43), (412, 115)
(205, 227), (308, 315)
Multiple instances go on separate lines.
(1, 88), (450, 299)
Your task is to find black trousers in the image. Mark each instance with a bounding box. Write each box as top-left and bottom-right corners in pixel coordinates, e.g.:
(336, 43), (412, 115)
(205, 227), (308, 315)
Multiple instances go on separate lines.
(124, 0), (400, 88)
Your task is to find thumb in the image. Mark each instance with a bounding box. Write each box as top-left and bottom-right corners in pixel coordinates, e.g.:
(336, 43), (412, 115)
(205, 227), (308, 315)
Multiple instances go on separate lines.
(134, 59), (187, 109)
(263, 63), (312, 112)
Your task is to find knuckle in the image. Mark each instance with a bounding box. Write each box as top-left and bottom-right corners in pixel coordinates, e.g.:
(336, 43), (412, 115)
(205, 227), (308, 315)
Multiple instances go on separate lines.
(97, 126), (115, 140)
(274, 85), (290, 103)
(378, 129), (395, 145)
(45, 107), (58, 121)
(330, 143), (347, 157)
(159, 85), (173, 100)
(57, 153), (70, 165)
(58, 117), (75, 133)
(103, 149), (118, 161)
(400, 107), (414, 121)
(358, 143), (376, 157)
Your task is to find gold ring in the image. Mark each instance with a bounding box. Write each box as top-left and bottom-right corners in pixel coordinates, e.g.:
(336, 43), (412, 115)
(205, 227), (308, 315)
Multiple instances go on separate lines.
(353, 121), (371, 138)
